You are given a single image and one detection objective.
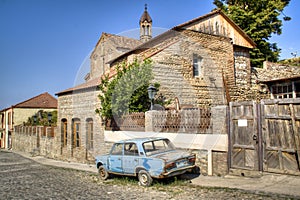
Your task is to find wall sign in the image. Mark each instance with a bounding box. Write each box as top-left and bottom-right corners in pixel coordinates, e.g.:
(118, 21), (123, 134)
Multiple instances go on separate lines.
(238, 119), (248, 127)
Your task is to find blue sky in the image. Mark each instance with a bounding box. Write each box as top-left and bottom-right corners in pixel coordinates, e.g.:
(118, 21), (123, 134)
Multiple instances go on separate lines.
(0, 0), (299, 110)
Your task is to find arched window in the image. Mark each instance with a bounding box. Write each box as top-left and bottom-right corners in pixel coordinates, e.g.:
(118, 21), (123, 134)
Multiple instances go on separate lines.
(142, 25), (145, 35)
(61, 119), (67, 147)
(86, 118), (93, 150)
(72, 118), (80, 148)
(145, 25), (149, 35)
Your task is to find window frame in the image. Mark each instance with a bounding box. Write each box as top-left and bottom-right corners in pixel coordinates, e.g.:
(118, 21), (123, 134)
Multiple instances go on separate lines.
(86, 119), (93, 150)
(193, 54), (203, 77)
(61, 119), (67, 147)
(72, 119), (81, 148)
(270, 81), (300, 99)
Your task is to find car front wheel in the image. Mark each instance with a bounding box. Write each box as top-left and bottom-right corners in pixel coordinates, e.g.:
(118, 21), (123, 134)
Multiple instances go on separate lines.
(98, 166), (109, 180)
(138, 170), (153, 187)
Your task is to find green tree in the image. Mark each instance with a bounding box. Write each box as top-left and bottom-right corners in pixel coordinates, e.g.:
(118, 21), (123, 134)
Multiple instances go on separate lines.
(214, 0), (291, 67)
(24, 110), (57, 126)
(96, 59), (159, 120)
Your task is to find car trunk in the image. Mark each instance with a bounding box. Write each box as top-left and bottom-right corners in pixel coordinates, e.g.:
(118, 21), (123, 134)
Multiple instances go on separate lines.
(151, 150), (191, 162)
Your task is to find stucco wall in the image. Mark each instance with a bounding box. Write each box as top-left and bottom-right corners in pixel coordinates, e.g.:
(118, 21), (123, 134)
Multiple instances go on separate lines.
(14, 108), (56, 126)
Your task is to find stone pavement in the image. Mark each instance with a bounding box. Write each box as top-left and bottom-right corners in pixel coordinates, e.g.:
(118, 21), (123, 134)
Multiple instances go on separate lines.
(191, 173), (300, 197)
(12, 150), (300, 198)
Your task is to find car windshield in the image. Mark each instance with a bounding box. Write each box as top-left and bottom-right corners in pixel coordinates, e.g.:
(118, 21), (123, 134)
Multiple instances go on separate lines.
(143, 139), (175, 156)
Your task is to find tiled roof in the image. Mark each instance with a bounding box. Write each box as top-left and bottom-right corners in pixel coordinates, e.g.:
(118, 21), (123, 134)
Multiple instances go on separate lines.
(93, 32), (142, 55)
(140, 8), (152, 23)
(13, 92), (57, 109)
(109, 9), (256, 65)
(255, 61), (300, 83)
(105, 33), (142, 50)
(58, 32), (142, 95)
(56, 77), (102, 95)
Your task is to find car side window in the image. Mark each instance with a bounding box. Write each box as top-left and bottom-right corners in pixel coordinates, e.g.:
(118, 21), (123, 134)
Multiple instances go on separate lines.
(111, 143), (123, 155)
(124, 143), (139, 156)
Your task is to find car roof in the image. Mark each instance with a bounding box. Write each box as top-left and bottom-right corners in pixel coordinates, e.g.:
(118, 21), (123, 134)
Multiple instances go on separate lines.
(117, 137), (168, 144)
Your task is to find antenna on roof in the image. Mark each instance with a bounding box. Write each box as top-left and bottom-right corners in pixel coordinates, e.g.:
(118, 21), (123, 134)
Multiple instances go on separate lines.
(145, 3), (147, 11)
(291, 52), (297, 58)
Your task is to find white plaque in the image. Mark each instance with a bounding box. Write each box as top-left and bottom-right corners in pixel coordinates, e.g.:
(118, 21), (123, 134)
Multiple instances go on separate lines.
(238, 119), (247, 127)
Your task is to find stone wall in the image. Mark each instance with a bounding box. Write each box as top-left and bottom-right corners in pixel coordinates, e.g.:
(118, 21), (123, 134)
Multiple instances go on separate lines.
(212, 151), (228, 176)
(90, 33), (142, 80)
(57, 88), (105, 163)
(234, 46), (251, 87)
(144, 30), (234, 107)
(12, 126), (60, 158)
(230, 61), (300, 102)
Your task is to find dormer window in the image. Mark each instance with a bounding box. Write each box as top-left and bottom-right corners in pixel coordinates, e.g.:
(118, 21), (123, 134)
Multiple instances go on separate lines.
(193, 54), (203, 77)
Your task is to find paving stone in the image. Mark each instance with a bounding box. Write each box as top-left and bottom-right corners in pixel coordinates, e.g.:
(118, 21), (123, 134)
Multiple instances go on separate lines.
(0, 151), (296, 200)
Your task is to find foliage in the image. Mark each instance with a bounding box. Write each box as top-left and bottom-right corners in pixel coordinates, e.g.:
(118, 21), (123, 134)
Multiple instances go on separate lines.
(96, 59), (162, 120)
(214, 0), (291, 67)
(278, 57), (300, 67)
(24, 110), (57, 126)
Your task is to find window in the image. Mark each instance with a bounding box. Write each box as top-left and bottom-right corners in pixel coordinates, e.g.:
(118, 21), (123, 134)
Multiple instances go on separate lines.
(86, 119), (93, 150)
(8, 112), (11, 126)
(271, 83), (293, 99)
(72, 119), (80, 148)
(193, 54), (203, 77)
(61, 119), (67, 147)
(124, 143), (138, 156)
(215, 21), (219, 35)
(111, 143), (123, 155)
(295, 81), (300, 98)
(143, 139), (175, 156)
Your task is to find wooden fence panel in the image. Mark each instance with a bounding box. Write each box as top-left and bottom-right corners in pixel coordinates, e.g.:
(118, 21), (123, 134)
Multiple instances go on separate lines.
(261, 99), (300, 175)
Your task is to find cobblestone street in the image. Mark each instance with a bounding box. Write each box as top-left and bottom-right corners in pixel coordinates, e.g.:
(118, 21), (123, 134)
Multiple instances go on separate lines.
(0, 151), (297, 200)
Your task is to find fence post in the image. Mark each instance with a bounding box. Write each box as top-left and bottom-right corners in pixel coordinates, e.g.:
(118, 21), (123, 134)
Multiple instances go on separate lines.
(145, 111), (156, 132)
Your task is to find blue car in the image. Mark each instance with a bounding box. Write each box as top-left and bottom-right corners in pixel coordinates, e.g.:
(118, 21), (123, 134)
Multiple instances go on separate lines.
(95, 137), (197, 186)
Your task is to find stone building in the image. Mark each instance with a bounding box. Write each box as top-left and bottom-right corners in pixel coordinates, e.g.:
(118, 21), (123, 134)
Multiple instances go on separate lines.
(253, 61), (300, 99)
(0, 92), (57, 149)
(55, 7), (258, 175)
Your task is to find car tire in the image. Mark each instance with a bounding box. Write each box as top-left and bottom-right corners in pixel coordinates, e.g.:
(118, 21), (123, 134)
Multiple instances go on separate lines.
(98, 166), (109, 180)
(138, 170), (153, 187)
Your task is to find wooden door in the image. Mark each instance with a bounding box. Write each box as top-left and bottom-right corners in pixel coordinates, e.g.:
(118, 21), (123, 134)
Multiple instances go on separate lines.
(229, 101), (261, 171)
(261, 99), (300, 175)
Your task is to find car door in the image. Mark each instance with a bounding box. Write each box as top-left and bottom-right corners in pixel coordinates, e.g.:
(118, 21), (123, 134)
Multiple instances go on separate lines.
(122, 142), (139, 174)
(108, 143), (123, 173)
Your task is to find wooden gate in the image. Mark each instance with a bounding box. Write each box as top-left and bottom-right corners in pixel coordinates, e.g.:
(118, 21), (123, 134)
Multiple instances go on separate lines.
(229, 101), (262, 171)
(261, 99), (300, 175)
(229, 99), (300, 175)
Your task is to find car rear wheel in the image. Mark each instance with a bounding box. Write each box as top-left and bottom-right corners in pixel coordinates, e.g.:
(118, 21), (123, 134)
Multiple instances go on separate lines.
(98, 166), (109, 180)
(138, 170), (153, 187)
